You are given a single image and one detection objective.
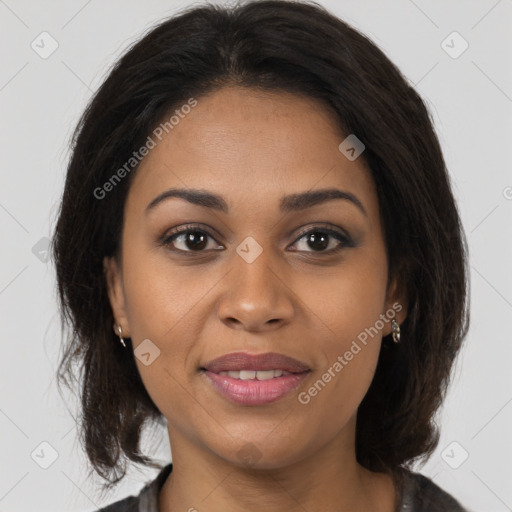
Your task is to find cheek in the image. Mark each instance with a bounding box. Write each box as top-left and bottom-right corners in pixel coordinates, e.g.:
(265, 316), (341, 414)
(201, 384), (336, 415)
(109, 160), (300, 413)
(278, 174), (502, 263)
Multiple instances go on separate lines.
(303, 249), (388, 342)
(121, 245), (211, 339)
(297, 251), (388, 405)
(119, 247), (208, 403)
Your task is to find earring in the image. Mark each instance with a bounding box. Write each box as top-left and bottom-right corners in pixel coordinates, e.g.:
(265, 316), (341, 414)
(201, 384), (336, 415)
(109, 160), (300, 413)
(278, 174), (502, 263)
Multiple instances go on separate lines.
(391, 319), (401, 343)
(116, 324), (127, 348)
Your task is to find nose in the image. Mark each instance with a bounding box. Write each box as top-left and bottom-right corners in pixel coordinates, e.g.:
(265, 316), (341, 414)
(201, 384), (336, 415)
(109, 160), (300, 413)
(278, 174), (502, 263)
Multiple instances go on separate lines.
(217, 248), (295, 332)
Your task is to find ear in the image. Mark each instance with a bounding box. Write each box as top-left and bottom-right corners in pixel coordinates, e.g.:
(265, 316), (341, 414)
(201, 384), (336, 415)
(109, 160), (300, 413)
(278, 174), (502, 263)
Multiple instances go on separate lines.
(382, 275), (408, 337)
(103, 255), (130, 337)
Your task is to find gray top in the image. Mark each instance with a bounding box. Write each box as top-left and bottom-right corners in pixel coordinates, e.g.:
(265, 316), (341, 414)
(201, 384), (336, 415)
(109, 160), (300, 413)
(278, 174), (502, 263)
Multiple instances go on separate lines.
(97, 463), (469, 511)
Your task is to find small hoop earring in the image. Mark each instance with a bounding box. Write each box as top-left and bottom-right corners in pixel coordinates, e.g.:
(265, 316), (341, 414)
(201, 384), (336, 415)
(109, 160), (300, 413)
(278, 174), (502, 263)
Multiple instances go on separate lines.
(116, 324), (127, 348)
(391, 319), (401, 343)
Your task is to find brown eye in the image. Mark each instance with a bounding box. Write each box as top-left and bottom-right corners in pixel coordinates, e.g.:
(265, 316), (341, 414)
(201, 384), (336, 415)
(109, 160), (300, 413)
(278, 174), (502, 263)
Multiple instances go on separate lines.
(173, 230), (208, 251)
(290, 227), (354, 254)
(162, 226), (223, 253)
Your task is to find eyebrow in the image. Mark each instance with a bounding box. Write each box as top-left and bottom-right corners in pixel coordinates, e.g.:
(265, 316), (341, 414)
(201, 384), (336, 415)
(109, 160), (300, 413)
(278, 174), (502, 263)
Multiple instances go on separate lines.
(145, 187), (367, 217)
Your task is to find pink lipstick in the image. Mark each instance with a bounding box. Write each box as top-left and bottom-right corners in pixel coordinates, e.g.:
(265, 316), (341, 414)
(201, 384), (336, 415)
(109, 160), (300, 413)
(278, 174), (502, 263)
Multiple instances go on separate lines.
(201, 352), (310, 406)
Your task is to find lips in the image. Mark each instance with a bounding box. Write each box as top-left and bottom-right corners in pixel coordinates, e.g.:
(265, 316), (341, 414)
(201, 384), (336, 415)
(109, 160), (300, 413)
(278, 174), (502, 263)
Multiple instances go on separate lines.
(201, 351), (310, 374)
(204, 371), (308, 405)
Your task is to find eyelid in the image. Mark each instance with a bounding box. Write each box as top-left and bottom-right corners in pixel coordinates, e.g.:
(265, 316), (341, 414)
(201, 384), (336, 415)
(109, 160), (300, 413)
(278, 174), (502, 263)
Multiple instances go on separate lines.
(292, 222), (350, 242)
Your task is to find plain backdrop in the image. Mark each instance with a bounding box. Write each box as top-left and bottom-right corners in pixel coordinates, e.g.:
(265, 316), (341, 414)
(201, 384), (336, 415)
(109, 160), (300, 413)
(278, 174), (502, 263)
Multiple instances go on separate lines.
(1, 0), (511, 511)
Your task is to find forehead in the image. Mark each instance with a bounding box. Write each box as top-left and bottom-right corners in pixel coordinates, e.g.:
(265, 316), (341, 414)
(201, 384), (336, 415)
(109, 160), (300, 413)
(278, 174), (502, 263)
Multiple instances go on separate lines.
(126, 86), (379, 219)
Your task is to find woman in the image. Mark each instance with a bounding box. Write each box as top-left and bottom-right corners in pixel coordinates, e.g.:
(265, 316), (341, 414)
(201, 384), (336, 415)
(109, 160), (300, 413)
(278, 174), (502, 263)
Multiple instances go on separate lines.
(52, 1), (470, 510)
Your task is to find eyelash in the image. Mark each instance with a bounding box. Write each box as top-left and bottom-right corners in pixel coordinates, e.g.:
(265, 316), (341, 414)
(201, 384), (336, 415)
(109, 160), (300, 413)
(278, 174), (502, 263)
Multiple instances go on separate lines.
(160, 223), (355, 256)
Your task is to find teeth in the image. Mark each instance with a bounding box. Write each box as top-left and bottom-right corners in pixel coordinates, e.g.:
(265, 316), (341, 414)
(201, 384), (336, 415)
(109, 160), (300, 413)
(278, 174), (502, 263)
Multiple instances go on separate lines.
(218, 369), (291, 380)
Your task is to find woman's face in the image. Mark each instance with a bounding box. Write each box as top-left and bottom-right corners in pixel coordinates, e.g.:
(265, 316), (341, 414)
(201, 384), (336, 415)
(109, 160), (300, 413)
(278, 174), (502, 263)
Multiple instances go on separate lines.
(105, 85), (406, 469)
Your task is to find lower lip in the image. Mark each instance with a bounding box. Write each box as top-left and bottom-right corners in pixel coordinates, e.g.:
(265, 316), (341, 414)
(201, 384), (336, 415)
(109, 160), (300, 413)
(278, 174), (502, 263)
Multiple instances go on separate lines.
(203, 370), (309, 406)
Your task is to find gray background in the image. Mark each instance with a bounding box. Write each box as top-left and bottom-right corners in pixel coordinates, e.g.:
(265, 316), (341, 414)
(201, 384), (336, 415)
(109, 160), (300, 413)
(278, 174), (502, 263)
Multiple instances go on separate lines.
(1, 0), (511, 510)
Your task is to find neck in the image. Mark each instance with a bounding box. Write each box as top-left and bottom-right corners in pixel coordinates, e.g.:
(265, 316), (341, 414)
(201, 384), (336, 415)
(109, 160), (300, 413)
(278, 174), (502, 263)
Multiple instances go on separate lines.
(158, 420), (397, 512)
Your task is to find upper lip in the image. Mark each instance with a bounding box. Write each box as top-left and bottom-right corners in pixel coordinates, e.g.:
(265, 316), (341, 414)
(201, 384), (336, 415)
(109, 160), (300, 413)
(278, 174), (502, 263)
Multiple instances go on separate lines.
(202, 352), (310, 374)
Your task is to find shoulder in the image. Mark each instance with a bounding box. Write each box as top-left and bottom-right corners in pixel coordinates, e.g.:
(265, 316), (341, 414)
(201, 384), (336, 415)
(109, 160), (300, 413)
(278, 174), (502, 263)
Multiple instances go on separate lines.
(93, 463), (173, 512)
(401, 470), (469, 512)
(97, 495), (139, 512)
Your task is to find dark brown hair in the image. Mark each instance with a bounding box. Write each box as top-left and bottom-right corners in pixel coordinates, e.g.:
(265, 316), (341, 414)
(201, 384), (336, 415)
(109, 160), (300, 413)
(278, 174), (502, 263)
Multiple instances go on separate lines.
(51, 0), (470, 492)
